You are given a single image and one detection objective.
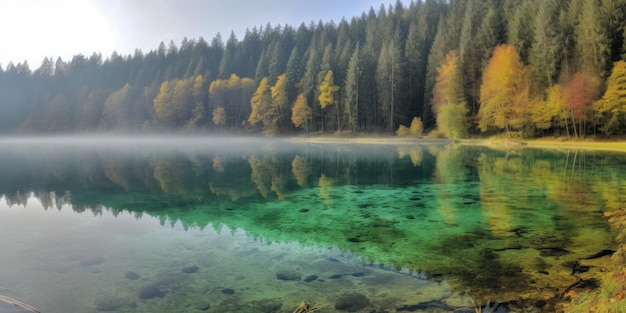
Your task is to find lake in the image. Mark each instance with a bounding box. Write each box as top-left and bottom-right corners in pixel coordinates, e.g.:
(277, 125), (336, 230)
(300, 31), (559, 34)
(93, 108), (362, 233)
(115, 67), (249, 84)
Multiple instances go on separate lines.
(0, 137), (622, 313)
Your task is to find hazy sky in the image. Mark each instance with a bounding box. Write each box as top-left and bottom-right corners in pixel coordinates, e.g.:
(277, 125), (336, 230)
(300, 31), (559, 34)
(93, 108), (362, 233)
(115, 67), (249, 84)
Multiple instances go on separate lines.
(0, 0), (396, 69)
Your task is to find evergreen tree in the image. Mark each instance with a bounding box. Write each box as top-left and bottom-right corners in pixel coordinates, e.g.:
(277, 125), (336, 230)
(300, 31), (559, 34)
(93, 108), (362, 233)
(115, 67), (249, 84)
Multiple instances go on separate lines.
(576, 0), (611, 77)
(376, 40), (402, 131)
(344, 45), (361, 133)
(529, 0), (563, 92)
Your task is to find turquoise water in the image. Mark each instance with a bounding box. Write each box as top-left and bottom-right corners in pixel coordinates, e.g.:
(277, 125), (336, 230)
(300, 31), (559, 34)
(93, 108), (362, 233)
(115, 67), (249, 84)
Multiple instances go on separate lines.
(0, 137), (623, 312)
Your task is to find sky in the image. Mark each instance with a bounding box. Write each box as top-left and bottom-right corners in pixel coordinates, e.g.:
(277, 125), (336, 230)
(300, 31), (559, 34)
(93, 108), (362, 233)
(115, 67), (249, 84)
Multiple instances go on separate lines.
(0, 0), (397, 69)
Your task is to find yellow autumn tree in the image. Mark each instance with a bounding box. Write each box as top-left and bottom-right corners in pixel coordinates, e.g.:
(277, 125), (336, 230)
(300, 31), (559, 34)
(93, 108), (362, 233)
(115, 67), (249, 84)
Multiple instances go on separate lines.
(212, 105), (226, 131)
(291, 93), (312, 134)
(318, 70), (340, 132)
(478, 44), (535, 137)
(531, 84), (566, 131)
(154, 79), (192, 128)
(188, 75), (206, 128)
(592, 60), (626, 135)
(432, 51), (468, 139)
(396, 117), (423, 137)
(248, 77), (277, 135)
(271, 74), (289, 131)
(153, 81), (171, 125)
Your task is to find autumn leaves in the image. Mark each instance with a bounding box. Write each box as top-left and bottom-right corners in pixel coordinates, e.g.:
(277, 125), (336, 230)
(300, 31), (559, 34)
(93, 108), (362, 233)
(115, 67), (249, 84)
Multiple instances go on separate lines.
(432, 44), (626, 139)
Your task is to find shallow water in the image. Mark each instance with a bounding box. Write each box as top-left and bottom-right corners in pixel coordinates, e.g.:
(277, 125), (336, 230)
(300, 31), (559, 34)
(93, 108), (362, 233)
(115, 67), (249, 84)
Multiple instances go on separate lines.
(0, 138), (623, 312)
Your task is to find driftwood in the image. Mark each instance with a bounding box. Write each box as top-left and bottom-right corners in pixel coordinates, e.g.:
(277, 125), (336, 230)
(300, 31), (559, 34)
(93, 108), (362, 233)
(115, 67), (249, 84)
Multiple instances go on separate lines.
(0, 295), (42, 313)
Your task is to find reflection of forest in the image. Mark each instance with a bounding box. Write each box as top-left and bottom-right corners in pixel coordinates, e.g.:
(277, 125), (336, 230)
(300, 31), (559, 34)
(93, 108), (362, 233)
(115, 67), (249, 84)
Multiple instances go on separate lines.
(0, 142), (435, 212)
(1, 142), (624, 307)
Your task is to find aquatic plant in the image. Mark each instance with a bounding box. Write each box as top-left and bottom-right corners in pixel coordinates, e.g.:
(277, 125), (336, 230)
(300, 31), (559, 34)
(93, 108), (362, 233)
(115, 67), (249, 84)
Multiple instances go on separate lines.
(291, 300), (324, 313)
(454, 300), (503, 313)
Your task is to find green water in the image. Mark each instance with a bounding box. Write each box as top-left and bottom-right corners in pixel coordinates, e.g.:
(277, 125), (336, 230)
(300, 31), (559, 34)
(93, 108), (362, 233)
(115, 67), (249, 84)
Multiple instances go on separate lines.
(0, 137), (623, 312)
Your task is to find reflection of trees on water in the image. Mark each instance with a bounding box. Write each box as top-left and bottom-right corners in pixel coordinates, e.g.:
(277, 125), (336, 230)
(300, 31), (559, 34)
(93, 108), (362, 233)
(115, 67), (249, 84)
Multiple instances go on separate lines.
(291, 155), (311, 187)
(2, 144), (626, 223)
(429, 144), (470, 226)
(2, 143), (625, 306)
(0, 144), (433, 212)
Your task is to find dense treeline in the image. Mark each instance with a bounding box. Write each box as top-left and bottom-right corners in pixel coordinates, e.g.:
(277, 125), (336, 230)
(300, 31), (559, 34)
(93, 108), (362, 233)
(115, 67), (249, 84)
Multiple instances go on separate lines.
(0, 0), (625, 137)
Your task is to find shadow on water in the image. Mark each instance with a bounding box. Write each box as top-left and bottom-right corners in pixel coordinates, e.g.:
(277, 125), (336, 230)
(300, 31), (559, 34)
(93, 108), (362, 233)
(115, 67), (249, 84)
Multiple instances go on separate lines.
(1, 137), (624, 312)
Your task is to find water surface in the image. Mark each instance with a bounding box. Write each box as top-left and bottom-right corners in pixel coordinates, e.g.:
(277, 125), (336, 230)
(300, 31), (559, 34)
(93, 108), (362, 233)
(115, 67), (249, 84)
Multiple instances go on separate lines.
(0, 137), (622, 312)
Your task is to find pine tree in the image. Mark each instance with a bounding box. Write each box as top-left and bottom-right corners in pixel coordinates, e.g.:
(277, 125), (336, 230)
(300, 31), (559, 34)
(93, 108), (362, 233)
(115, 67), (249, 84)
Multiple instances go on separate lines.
(529, 0), (563, 92)
(344, 45), (361, 133)
(376, 40), (402, 131)
(576, 0), (611, 77)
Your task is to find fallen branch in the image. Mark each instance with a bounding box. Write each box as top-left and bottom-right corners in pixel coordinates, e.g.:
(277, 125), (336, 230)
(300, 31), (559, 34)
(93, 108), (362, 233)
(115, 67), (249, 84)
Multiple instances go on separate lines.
(0, 295), (42, 313)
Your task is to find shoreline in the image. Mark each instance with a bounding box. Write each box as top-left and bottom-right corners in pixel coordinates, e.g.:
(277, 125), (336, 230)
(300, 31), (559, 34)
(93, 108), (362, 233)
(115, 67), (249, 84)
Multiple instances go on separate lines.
(2, 134), (625, 153)
(292, 135), (626, 153)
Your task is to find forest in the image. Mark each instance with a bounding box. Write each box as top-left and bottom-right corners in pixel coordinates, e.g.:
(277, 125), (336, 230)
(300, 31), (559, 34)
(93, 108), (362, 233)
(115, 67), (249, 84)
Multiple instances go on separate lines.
(0, 0), (625, 138)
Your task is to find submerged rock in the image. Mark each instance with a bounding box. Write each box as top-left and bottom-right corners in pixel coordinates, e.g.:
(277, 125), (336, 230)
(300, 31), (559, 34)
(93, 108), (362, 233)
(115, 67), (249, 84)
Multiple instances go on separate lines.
(124, 271), (140, 280)
(139, 285), (167, 299)
(304, 274), (318, 282)
(221, 288), (235, 295)
(182, 265), (199, 273)
(275, 270), (301, 281)
(335, 293), (370, 312)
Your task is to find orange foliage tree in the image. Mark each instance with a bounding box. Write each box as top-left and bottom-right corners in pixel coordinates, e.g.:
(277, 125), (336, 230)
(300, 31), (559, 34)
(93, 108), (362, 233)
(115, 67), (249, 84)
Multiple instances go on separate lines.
(564, 72), (600, 138)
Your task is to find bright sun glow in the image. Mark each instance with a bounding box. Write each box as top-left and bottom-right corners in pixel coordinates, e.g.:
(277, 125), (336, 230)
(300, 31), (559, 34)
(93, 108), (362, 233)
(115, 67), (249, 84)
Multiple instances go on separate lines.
(0, 0), (117, 67)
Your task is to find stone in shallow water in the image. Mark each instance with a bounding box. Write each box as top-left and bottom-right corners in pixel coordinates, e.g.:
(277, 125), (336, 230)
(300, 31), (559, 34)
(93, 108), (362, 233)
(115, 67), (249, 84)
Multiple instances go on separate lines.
(138, 285), (167, 299)
(221, 288), (235, 295)
(304, 274), (318, 282)
(275, 270), (301, 281)
(182, 265), (199, 273)
(124, 271), (140, 280)
(335, 293), (371, 311)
